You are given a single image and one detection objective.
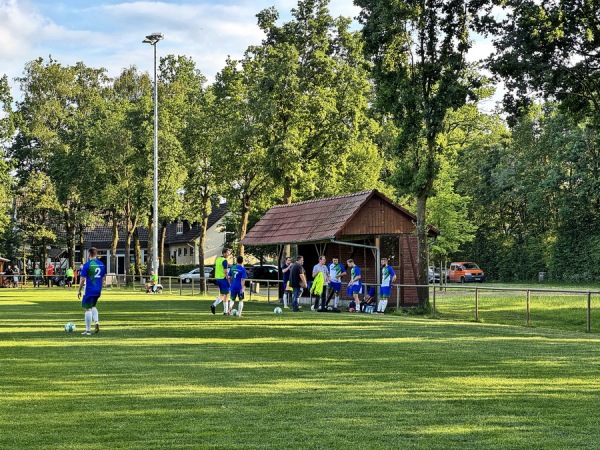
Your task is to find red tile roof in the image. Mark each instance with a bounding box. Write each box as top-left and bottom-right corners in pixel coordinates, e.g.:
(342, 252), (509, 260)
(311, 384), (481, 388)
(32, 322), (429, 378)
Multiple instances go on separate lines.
(242, 190), (435, 246)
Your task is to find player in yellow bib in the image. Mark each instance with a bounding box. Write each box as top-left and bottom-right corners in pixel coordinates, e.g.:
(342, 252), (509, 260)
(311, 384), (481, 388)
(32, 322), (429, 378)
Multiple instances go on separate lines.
(211, 248), (231, 315)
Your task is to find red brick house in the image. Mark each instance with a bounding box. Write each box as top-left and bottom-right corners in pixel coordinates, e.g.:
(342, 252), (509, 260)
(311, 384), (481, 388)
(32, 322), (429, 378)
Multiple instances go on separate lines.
(241, 190), (438, 306)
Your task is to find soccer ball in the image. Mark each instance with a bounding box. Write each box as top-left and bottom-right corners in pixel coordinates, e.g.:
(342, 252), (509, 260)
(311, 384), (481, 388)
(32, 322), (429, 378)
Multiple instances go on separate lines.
(274, 307), (282, 314)
(231, 309), (238, 316)
(64, 322), (76, 332)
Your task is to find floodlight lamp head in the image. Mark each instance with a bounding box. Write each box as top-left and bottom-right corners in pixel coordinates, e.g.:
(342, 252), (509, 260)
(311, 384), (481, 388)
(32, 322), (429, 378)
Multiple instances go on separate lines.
(143, 32), (164, 45)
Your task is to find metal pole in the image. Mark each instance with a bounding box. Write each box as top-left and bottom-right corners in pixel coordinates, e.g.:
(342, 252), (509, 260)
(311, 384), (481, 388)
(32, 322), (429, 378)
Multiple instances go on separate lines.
(587, 291), (591, 333)
(526, 290), (531, 326)
(152, 42), (159, 274)
(475, 287), (479, 321)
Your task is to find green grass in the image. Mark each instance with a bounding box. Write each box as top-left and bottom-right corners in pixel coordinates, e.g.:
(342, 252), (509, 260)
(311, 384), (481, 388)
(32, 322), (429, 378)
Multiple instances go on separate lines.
(429, 284), (600, 333)
(1, 287), (600, 449)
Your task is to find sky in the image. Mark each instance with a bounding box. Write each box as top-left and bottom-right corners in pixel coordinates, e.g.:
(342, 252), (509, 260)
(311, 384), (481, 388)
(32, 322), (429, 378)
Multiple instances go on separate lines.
(0, 0), (500, 108)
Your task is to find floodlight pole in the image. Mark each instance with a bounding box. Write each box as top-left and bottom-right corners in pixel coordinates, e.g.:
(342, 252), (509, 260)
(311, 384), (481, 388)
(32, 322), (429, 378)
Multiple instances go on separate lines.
(143, 32), (164, 273)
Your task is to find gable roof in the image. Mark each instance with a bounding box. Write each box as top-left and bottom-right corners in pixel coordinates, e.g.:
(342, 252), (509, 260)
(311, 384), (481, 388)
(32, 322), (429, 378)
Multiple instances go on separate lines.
(242, 190), (438, 246)
(164, 202), (228, 244)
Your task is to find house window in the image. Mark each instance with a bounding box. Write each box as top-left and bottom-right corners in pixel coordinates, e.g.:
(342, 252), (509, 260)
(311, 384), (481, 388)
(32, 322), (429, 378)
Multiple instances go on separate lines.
(184, 248), (187, 256)
(176, 221), (183, 235)
(178, 248), (182, 256)
(190, 247), (194, 256)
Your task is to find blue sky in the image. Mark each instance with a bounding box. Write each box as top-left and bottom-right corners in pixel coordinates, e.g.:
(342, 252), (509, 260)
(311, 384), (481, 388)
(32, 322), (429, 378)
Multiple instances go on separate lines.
(1, 0), (360, 91)
(1, 0), (499, 107)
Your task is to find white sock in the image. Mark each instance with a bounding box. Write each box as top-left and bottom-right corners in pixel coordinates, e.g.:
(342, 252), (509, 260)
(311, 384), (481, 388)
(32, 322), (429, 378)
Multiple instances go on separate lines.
(92, 307), (99, 323)
(238, 301), (244, 314)
(213, 298), (221, 307)
(378, 299), (388, 312)
(229, 300), (234, 310)
(85, 310), (92, 332)
(283, 293), (288, 308)
(334, 295), (339, 308)
(223, 300), (228, 313)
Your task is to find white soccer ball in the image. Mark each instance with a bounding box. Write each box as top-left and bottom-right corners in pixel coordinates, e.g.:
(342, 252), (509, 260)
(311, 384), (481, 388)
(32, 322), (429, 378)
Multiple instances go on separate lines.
(274, 307), (282, 314)
(231, 309), (238, 316)
(64, 322), (76, 332)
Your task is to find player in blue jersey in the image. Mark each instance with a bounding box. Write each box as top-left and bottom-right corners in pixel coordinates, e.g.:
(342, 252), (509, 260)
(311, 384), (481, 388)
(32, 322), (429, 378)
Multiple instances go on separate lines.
(327, 257), (346, 309)
(77, 247), (106, 335)
(229, 255), (248, 317)
(347, 259), (362, 306)
(211, 248), (231, 315)
(377, 258), (396, 314)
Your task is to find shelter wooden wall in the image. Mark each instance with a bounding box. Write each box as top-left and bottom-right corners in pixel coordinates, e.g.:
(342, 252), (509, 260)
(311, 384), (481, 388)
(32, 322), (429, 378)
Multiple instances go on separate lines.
(338, 197), (415, 237)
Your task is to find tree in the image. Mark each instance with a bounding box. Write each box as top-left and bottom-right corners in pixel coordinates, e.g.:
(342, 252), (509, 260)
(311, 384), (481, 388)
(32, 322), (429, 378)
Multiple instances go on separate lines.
(355, 0), (487, 306)
(212, 58), (276, 256)
(11, 58), (111, 268)
(0, 75), (14, 241)
(253, 0), (383, 204)
(15, 172), (61, 270)
(483, 0), (600, 121)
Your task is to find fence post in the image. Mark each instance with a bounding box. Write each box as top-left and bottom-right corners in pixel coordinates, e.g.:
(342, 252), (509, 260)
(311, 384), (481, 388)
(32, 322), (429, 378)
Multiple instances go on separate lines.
(526, 290), (531, 326)
(432, 284), (436, 316)
(396, 285), (400, 310)
(267, 281), (271, 304)
(475, 288), (479, 321)
(587, 291), (591, 333)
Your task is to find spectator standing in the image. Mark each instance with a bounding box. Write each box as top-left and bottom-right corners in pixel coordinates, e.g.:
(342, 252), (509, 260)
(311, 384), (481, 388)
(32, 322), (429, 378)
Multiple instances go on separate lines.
(281, 257), (292, 308)
(4, 265), (13, 288)
(12, 265), (19, 288)
(311, 256), (330, 311)
(65, 266), (74, 289)
(46, 263), (54, 287)
(289, 255), (307, 312)
(33, 264), (42, 288)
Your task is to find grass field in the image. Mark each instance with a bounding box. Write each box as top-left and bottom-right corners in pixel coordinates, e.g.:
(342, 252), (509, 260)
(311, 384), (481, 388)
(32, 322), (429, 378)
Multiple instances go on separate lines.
(1, 287), (600, 449)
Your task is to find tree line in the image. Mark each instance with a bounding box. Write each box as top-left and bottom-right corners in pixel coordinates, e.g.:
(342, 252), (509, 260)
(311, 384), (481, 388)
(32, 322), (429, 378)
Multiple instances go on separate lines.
(0, 0), (597, 302)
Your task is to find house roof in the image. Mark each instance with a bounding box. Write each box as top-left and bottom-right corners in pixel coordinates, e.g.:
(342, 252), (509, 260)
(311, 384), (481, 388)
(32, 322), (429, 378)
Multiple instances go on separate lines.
(241, 190), (439, 246)
(164, 202), (228, 244)
(84, 226), (149, 244)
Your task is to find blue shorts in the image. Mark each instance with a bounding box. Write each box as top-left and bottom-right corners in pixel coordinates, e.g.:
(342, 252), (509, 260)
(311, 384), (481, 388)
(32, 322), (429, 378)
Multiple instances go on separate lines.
(217, 279), (230, 295)
(329, 281), (342, 293)
(231, 290), (245, 301)
(351, 284), (362, 294)
(380, 286), (391, 298)
(82, 295), (100, 309)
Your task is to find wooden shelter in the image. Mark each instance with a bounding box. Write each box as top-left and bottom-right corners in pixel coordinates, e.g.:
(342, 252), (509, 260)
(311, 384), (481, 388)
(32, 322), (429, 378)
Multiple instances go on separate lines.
(242, 190), (438, 306)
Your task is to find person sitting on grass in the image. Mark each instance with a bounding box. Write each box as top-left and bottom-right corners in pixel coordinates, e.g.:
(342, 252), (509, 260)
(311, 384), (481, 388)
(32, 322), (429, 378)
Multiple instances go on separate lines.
(360, 286), (376, 313)
(146, 271), (158, 294)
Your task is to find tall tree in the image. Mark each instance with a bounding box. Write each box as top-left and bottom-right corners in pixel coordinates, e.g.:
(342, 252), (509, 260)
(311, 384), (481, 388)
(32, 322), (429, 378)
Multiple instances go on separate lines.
(156, 55), (204, 272)
(253, 0), (383, 204)
(11, 58), (110, 268)
(355, 0), (486, 306)
(212, 58), (276, 256)
(483, 0), (600, 121)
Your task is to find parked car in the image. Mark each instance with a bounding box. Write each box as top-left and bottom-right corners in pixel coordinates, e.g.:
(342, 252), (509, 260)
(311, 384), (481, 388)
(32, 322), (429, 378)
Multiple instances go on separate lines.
(447, 262), (485, 283)
(247, 264), (279, 286)
(178, 267), (214, 284)
(428, 267), (441, 283)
